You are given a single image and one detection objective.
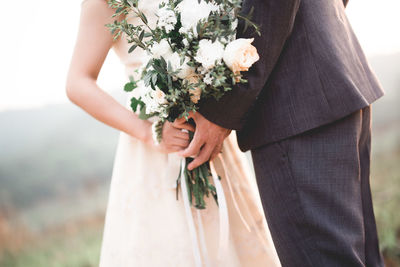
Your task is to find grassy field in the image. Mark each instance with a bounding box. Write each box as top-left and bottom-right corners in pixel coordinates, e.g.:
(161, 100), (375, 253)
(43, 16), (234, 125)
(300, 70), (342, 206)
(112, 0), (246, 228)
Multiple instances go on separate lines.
(371, 135), (400, 266)
(0, 147), (399, 267)
(0, 215), (104, 267)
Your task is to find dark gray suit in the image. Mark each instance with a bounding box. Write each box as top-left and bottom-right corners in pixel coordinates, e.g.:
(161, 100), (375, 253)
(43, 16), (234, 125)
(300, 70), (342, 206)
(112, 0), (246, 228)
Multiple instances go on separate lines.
(199, 0), (385, 266)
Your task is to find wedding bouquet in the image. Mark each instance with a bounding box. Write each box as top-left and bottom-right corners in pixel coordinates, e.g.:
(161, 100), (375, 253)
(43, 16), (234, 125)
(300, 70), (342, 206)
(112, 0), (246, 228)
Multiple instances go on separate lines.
(107, 0), (260, 209)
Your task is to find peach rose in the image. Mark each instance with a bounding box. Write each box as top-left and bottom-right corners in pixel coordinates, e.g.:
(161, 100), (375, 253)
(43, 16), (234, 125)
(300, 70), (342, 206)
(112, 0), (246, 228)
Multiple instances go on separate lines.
(186, 75), (202, 104)
(223, 38), (260, 74)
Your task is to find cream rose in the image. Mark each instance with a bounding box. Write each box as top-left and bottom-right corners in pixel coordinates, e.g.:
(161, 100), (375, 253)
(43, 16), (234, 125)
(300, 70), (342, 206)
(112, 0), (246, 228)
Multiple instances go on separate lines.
(195, 39), (224, 70)
(151, 87), (167, 105)
(223, 38), (260, 74)
(142, 86), (168, 114)
(186, 75), (202, 104)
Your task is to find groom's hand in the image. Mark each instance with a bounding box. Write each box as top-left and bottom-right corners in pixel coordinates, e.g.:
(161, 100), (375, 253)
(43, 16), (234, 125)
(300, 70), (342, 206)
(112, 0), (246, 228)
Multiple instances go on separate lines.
(178, 111), (231, 170)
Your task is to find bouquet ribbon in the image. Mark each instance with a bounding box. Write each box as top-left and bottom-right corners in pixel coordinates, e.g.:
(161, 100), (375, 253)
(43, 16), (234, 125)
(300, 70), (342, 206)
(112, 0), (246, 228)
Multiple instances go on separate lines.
(176, 154), (252, 267)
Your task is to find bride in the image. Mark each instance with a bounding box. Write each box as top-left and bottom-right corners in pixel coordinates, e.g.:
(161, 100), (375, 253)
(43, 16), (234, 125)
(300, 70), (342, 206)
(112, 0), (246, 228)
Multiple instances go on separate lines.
(66, 0), (280, 266)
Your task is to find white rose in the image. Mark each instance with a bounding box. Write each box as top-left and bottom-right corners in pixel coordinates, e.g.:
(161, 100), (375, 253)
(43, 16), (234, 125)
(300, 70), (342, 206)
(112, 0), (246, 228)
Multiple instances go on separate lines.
(223, 38), (260, 74)
(165, 52), (195, 79)
(157, 7), (177, 33)
(195, 39), (224, 70)
(151, 39), (173, 59)
(176, 0), (219, 33)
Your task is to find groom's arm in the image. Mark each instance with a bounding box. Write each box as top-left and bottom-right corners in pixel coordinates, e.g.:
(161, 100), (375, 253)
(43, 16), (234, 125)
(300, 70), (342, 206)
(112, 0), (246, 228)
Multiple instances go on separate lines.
(180, 0), (301, 170)
(197, 0), (301, 131)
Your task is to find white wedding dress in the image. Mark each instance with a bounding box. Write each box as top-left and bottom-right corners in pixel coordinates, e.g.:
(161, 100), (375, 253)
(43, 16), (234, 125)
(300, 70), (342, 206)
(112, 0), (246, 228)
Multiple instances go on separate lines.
(81, 0), (281, 266)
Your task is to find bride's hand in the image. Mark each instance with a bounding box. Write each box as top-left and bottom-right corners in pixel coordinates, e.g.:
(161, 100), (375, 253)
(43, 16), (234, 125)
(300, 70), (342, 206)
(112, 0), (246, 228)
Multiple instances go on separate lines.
(144, 120), (195, 154)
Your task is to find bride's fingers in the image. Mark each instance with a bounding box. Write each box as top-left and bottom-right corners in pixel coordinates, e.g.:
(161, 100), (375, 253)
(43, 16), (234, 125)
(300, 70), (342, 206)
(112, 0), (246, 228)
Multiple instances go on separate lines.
(172, 137), (189, 148)
(173, 130), (189, 140)
(173, 121), (195, 132)
(168, 145), (185, 153)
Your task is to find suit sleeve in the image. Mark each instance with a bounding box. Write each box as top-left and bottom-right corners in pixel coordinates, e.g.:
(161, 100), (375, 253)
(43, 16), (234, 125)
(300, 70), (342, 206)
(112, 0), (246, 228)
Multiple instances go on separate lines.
(197, 0), (301, 130)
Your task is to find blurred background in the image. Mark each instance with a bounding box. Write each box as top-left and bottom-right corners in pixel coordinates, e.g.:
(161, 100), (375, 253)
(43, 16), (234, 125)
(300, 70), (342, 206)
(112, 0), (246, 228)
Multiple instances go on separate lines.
(0, 0), (399, 266)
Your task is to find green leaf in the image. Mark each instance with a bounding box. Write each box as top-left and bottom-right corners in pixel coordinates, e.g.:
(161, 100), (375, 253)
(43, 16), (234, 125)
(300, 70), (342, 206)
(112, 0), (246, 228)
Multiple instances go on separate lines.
(128, 44), (138, 53)
(143, 72), (152, 86)
(140, 11), (148, 24)
(167, 75), (172, 89)
(249, 6), (255, 18)
(159, 56), (168, 69)
(151, 73), (158, 86)
(167, 61), (172, 73)
(138, 105), (153, 120)
(139, 30), (145, 41)
(124, 81), (137, 92)
(184, 168), (193, 205)
(153, 64), (165, 74)
(130, 97), (141, 112)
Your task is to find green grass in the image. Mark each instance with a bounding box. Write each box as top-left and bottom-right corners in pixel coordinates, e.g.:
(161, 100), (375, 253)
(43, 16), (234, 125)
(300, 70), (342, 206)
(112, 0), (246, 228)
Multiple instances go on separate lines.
(0, 223), (103, 267)
(371, 145), (400, 265)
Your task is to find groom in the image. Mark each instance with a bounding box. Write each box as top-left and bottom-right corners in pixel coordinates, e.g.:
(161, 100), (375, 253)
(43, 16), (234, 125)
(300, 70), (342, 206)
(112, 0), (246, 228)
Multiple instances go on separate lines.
(180, 0), (385, 266)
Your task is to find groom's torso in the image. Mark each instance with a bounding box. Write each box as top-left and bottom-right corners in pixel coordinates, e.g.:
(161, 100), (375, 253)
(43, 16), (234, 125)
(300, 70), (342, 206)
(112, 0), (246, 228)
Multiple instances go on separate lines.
(237, 0), (384, 151)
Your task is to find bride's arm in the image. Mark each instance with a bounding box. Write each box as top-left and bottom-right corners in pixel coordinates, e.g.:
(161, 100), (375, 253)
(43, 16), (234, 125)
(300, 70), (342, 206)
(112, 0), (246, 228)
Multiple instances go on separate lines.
(66, 0), (192, 152)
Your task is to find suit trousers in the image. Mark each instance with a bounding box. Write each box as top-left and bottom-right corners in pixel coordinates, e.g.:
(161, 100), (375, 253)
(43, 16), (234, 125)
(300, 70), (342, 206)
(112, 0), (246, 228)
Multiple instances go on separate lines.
(251, 106), (384, 267)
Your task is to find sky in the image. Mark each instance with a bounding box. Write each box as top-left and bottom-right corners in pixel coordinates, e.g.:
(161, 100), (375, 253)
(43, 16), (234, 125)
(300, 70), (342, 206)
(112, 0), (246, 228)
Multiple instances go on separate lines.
(0, 0), (399, 111)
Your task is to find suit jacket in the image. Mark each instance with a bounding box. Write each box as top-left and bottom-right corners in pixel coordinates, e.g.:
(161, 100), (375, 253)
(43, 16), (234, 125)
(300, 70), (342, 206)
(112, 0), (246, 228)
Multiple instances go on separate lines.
(198, 0), (384, 152)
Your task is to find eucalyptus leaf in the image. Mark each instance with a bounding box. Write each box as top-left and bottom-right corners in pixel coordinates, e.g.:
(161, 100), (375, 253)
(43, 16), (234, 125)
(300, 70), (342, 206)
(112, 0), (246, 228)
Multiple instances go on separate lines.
(139, 30), (145, 41)
(128, 44), (138, 53)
